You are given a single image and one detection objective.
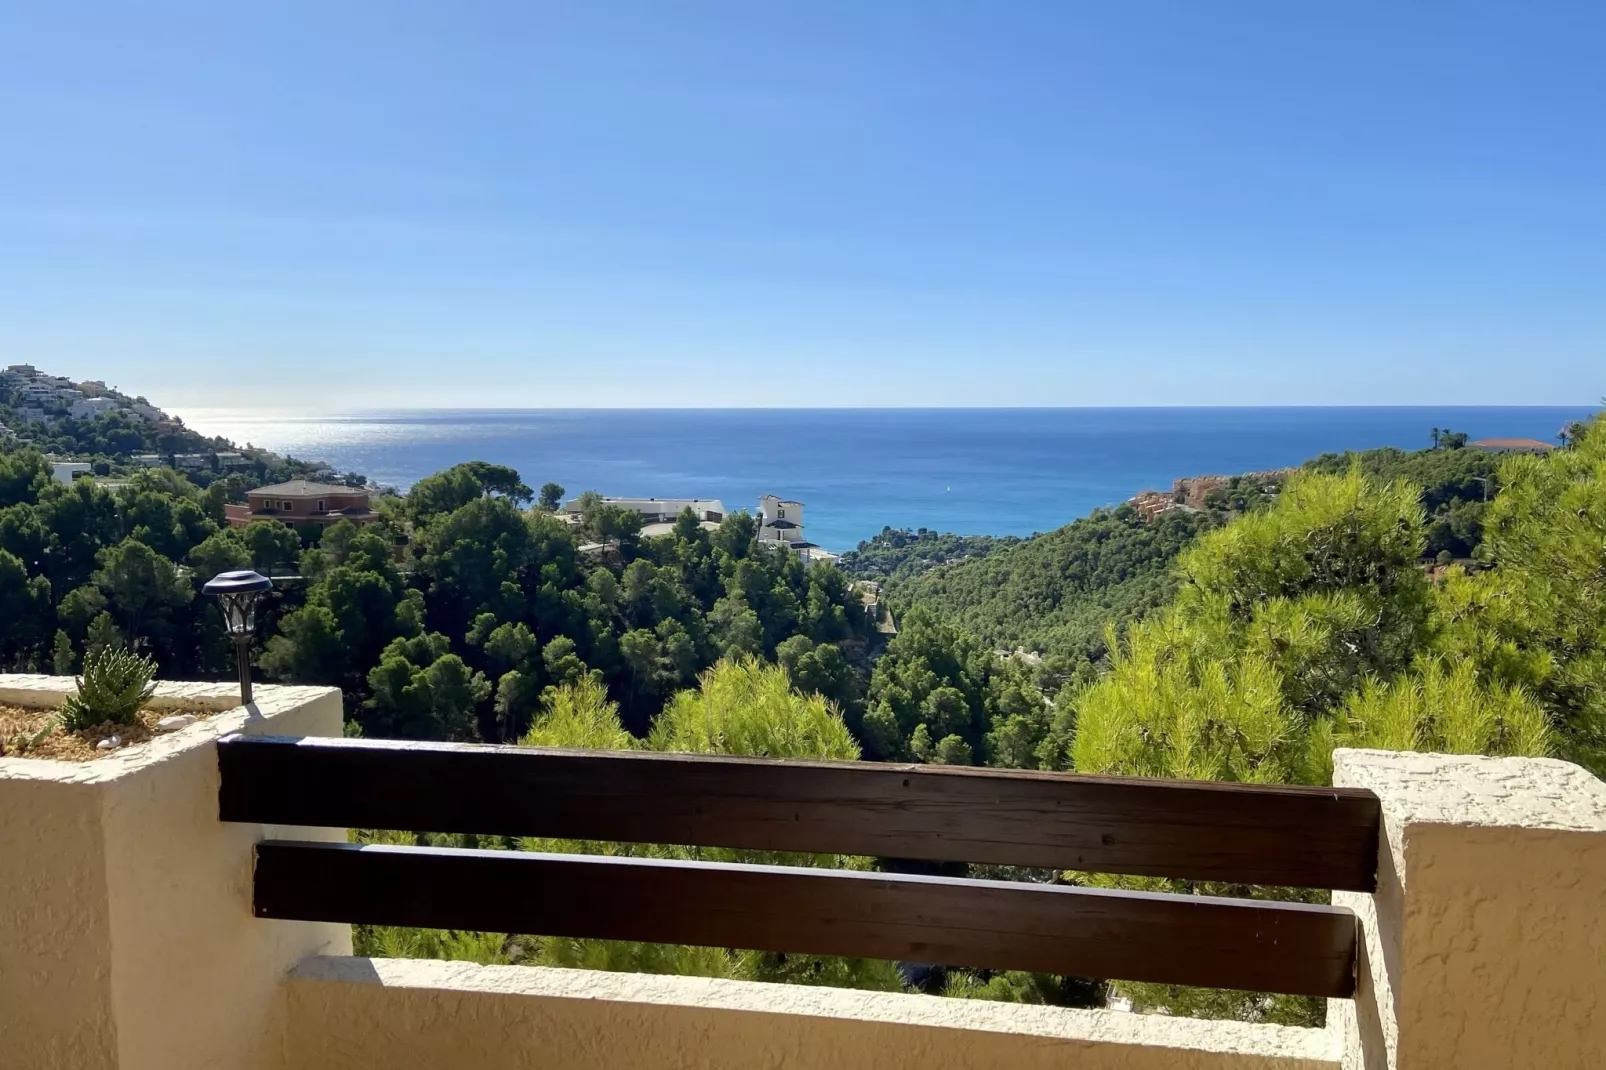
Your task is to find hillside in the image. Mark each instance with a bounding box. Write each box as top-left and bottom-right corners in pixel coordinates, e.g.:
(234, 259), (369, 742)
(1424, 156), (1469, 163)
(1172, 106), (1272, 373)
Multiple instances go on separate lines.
(882, 442), (1510, 685)
(0, 363), (362, 488)
(838, 527), (1017, 584)
(886, 506), (1214, 678)
(1301, 445), (1502, 558)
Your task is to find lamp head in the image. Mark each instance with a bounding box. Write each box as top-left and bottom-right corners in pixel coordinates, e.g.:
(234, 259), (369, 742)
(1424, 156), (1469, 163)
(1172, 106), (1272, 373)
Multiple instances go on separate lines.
(202, 570), (272, 636)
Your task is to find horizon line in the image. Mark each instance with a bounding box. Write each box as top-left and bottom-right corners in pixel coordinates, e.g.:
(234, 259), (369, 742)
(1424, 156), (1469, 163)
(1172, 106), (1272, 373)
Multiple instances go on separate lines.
(174, 401), (1602, 419)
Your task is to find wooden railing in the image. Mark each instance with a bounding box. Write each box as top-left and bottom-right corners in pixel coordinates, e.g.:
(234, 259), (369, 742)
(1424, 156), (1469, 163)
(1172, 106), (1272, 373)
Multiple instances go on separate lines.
(217, 734), (1380, 999)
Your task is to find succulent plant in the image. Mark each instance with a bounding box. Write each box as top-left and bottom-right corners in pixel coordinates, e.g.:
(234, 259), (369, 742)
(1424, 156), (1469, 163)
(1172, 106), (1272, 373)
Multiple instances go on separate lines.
(59, 647), (157, 732)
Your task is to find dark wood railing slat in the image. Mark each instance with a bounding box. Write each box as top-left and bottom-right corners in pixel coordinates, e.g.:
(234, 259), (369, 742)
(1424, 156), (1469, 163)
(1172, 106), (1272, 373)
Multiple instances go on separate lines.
(254, 841), (1358, 998)
(219, 735), (1379, 891)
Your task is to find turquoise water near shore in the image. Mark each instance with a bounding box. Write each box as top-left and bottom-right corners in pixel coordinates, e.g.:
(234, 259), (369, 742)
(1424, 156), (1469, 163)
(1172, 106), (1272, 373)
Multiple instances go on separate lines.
(181, 407), (1594, 552)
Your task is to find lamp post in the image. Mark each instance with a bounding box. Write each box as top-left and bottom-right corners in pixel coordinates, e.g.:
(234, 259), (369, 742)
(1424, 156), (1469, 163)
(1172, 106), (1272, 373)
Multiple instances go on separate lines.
(202, 570), (272, 706)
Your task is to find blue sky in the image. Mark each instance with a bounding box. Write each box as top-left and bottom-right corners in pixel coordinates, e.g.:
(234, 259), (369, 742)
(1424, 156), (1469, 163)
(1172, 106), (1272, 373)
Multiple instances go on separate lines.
(0, 2), (1601, 409)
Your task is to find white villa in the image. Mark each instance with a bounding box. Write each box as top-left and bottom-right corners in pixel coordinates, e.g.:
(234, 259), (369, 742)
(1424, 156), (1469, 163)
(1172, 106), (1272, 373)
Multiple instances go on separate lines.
(757, 494), (806, 546)
(68, 396), (120, 420)
(565, 493), (838, 563)
(50, 460), (93, 484)
(561, 497), (727, 525)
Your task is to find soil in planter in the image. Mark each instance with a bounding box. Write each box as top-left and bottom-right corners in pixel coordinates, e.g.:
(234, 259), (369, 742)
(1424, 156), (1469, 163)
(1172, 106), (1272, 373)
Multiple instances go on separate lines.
(0, 704), (216, 762)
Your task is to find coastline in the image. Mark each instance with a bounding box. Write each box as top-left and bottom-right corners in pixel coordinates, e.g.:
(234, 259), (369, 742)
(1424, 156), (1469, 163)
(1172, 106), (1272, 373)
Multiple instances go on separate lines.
(175, 406), (1595, 549)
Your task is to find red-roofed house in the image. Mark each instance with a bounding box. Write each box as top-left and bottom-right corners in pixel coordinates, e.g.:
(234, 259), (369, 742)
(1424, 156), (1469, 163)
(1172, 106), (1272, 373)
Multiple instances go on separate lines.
(224, 480), (379, 529)
(1469, 437), (1554, 454)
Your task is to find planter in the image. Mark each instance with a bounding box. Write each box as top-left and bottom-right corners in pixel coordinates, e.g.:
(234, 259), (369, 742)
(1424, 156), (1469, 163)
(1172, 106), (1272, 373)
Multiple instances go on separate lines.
(0, 676), (349, 1070)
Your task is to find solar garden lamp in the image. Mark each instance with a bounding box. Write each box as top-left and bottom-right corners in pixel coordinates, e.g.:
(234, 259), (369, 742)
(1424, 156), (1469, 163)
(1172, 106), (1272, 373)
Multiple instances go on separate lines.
(203, 570), (272, 706)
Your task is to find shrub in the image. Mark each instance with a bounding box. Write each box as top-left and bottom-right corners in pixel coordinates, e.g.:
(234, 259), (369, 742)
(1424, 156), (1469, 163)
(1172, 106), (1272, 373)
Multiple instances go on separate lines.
(59, 646), (158, 732)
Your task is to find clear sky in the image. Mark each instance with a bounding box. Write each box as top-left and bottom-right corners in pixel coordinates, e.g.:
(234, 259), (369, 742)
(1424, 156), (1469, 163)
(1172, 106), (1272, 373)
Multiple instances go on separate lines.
(0, 2), (1601, 409)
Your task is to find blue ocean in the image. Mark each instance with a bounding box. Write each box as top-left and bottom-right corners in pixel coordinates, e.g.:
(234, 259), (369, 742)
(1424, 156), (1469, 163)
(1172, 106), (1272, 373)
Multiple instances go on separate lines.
(182, 408), (1595, 553)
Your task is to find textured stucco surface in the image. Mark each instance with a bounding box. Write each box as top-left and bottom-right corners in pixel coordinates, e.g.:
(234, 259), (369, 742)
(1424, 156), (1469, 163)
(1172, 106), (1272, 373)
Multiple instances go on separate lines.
(279, 956), (1339, 1070)
(0, 677), (351, 1070)
(1330, 749), (1606, 1069)
(0, 772), (118, 1069)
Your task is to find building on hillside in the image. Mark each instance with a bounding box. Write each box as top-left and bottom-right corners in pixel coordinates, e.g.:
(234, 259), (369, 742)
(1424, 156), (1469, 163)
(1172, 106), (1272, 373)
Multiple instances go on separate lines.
(132, 454), (164, 467)
(639, 519), (724, 539)
(13, 407), (47, 423)
(756, 495), (840, 563)
(68, 397), (120, 421)
(795, 545), (840, 565)
(1470, 437), (1554, 454)
(216, 452), (252, 469)
(757, 495), (805, 545)
(51, 461), (92, 484)
(224, 480), (379, 529)
(127, 402), (165, 421)
(1129, 490), (1179, 522)
(1172, 475), (1231, 508)
(560, 497), (726, 524)
(173, 453), (212, 470)
(1167, 470), (1291, 509)
(19, 383), (78, 407)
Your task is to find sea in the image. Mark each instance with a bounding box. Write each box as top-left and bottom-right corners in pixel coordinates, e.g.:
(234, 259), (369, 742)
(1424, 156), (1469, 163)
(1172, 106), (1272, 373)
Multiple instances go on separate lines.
(180, 407), (1595, 553)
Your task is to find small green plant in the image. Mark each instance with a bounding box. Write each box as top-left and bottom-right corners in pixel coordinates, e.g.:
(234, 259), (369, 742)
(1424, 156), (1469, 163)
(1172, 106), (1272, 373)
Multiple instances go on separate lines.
(59, 647), (158, 732)
(5, 719), (58, 756)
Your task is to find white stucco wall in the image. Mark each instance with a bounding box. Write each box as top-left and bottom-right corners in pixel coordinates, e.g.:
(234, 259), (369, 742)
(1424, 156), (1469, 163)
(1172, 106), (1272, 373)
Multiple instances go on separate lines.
(279, 956), (1339, 1070)
(0, 678), (351, 1070)
(0, 771), (118, 1068)
(1330, 749), (1606, 1069)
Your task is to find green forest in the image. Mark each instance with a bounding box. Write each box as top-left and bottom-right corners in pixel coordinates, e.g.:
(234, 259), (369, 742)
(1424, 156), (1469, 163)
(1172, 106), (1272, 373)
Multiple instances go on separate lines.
(875, 507), (1212, 688)
(0, 454), (877, 744)
(837, 526), (1017, 583)
(4, 409), (1603, 1022)
(863, 440), (1515, 694)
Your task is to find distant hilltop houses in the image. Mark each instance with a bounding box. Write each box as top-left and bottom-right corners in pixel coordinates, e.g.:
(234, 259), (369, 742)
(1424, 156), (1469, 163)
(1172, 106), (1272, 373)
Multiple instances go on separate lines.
(1, 364), (169, 427)
(1130, 470), (1292, 522)
(0, 363), (375, 495)
(562, 493), (838, 563)
(1129, 433), (1564, 522)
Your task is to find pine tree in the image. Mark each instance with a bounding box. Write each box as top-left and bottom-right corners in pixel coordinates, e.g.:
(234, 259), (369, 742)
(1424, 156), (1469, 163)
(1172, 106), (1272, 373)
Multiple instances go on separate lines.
(1066, 469), (1557, 1024)
(51, 629), (76, 676)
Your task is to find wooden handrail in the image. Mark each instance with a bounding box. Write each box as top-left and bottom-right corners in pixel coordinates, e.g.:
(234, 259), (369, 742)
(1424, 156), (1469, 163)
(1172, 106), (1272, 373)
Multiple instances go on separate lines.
(220, 734), (1375, 998)
(254, 840), (1359, 998)
(218, 735), (1380, 891)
